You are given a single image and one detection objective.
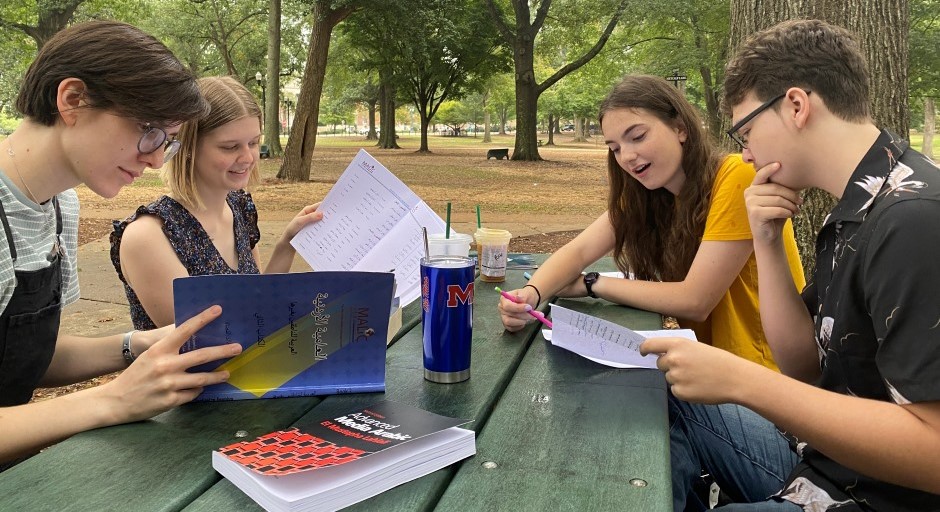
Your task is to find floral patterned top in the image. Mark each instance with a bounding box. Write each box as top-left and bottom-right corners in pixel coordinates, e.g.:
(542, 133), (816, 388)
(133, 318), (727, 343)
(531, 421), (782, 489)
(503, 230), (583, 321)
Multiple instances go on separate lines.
(778, 130), (940, 511)
(110, 190), (261, 330)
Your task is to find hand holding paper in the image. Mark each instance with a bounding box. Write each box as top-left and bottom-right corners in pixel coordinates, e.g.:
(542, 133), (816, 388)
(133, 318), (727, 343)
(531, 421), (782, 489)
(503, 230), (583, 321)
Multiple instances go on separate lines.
(639, 335), (762, 404)
(546, 304), (697, 369)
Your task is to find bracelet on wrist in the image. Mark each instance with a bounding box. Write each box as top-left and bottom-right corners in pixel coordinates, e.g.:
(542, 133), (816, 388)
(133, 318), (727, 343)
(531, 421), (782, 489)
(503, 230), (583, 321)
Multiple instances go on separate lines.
(122, 330), (139, 365)
(523, 284), (542, 306)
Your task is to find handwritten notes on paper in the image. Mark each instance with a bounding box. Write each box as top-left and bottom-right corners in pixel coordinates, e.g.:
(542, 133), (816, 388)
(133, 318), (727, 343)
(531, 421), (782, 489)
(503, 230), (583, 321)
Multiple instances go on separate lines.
(546, 304), (697, 368)
(290, 150), (446, 306)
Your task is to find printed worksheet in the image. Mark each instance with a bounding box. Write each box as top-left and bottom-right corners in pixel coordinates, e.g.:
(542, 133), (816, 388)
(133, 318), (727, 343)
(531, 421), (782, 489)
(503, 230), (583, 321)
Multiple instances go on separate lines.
(546, 304), (697, 368)
(290, 149), (446, 306)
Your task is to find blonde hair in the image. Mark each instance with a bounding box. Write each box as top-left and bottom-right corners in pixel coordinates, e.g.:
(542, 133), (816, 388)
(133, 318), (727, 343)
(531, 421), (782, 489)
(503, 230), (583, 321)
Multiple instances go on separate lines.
(163, 75), (262, 209)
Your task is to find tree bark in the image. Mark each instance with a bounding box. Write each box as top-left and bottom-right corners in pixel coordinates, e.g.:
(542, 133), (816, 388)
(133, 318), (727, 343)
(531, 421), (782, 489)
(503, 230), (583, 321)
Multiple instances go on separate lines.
(728, 0), (911, 280)
(572, 117), (586, 143)
(366, 101), (378, 140)
(264, 0), (283, 156)
(483, 110), (492, 143)
(279, 1), (354, 181)
(0, 0), (83, 49)
(545, 115), (555, 146)
(377, 78), (400, 149)
(924, 97), (936, 159)
(418, 111), (431, 153)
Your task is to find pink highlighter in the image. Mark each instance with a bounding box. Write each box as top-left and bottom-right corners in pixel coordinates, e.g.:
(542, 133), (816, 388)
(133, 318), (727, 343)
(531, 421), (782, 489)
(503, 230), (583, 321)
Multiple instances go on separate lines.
(495, 287), (553, 328)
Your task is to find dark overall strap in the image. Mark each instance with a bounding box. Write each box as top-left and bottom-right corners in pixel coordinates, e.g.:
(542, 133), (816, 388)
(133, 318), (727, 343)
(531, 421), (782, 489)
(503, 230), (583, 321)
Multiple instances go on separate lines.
(0, 198), (16, 261)
(0, 195), (61, 263)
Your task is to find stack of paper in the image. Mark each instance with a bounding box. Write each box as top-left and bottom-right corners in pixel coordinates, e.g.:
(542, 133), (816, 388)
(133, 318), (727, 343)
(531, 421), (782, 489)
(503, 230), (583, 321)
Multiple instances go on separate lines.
(546, 304), (697, 368)
(213, 401), (475, 512)
(290, 150), (447, 307)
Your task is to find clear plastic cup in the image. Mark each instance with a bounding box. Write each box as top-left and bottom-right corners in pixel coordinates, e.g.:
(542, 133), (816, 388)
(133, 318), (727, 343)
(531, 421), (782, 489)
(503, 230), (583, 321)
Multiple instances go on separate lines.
(427, 232), (473, 257)
(473, 227), (512, 282)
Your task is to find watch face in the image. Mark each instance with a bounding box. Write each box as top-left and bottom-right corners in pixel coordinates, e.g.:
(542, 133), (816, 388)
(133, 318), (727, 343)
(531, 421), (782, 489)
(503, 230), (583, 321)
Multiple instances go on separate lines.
(584, 272), (599, 297)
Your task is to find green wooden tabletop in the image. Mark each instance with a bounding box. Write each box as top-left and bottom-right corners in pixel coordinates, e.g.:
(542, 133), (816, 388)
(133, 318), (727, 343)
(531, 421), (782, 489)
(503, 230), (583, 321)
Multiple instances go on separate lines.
(0, 256), (671, 512)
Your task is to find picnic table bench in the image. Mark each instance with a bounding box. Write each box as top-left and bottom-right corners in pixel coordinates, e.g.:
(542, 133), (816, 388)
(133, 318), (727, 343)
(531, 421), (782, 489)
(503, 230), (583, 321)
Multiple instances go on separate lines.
(0, 255), (671, 511)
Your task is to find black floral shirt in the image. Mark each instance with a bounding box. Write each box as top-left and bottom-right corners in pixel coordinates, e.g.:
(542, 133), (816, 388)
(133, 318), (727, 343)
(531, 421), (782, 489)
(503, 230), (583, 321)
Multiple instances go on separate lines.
(778, 130), (940, 511)
(110, 190), (261, 330)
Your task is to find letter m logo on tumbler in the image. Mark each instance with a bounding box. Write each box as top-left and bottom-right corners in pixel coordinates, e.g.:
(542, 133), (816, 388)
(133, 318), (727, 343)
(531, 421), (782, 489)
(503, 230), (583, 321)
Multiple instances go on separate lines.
(446, 283), (474, 307)
(420, 256), (474, 383)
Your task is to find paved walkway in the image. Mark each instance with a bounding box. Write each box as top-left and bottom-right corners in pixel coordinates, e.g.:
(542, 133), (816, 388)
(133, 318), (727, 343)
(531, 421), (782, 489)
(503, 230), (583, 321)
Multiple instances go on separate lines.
(63, 212), (593, 337)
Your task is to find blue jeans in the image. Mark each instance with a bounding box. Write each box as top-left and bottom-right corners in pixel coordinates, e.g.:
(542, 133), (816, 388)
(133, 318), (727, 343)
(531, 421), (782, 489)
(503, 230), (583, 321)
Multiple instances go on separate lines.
(668, 395), (801, 511)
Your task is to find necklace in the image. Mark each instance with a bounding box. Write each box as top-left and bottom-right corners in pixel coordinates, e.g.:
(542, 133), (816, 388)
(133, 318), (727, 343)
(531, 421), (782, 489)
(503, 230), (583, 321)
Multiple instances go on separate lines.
(5, 138), (44, 205)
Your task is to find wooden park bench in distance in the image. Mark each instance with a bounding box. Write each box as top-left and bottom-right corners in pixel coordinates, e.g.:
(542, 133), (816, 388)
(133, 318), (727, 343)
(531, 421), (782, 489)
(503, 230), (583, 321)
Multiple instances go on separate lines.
(486, 148), (509, 160)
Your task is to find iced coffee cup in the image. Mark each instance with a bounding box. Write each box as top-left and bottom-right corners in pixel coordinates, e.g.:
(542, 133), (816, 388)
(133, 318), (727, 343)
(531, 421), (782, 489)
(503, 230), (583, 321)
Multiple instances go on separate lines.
(473, 227), (512, 282)
(427, 232), (473, 258)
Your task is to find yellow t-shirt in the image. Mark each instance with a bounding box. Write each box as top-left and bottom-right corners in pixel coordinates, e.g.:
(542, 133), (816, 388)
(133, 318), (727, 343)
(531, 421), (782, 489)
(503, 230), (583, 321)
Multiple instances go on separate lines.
(681, 155), (805, 371)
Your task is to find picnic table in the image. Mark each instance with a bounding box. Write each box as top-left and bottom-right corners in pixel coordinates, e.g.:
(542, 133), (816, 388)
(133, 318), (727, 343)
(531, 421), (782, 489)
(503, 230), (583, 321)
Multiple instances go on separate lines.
(0, 255), (671, 511)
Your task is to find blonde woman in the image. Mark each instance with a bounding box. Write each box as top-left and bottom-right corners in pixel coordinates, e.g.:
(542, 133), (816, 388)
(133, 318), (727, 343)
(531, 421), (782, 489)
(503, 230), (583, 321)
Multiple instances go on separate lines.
(111, 76), (321, 330)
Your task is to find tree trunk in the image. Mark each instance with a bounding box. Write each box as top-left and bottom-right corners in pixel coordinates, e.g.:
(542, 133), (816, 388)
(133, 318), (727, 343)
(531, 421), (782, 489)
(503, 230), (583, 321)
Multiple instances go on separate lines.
(265, 0), (283, 156)
(572, 117), (586, 143)
(498, 108), (507, 135)
(366, 101), (378, 140)
(0, 0), (83, 49)
(924, 97), (936, 159)
(512, 69), (542, 160)
(377, 80), (400, 149)
(418, 111), (431, 153)
(545, 115), (555, 146)
(279, 1), (354, 181)
(728, 0), (911, 280)
(483, 111), (492, 143)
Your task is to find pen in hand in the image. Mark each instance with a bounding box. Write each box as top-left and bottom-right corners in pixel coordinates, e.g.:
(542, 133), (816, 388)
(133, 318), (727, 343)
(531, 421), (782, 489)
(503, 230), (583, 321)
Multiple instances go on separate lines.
(495, 286), (553, 328)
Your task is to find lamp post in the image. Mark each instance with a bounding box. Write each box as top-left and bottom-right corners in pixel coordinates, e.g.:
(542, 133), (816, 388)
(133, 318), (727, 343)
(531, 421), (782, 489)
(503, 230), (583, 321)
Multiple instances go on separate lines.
(255, 71), (266, 137)
(283, 98), (293, 134)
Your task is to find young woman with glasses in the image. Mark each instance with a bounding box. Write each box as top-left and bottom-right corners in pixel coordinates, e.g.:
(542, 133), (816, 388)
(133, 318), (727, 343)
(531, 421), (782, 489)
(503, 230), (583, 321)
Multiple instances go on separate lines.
(0, 21), (243, 467)
(498, 74), (805, 370)
(110, 76), (322, 330)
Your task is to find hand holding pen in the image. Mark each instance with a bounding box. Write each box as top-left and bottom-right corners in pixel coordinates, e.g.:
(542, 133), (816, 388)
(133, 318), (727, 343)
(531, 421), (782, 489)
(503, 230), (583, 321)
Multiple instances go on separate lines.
(495, 287), (553, 328)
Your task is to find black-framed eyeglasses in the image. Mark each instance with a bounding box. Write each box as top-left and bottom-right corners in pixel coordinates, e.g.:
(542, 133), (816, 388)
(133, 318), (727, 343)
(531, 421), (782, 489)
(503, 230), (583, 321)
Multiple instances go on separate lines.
(138, 124), (181, 163)
(726, 90), (811, 150)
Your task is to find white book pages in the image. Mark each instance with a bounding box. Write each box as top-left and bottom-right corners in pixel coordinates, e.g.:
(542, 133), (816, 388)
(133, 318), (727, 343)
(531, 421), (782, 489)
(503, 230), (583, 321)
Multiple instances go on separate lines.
(290, 149), (446, 307)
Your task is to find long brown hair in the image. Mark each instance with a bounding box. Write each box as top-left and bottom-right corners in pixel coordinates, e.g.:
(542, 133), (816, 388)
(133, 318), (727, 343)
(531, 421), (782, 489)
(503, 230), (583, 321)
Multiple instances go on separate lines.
(599, 75), (724, 282)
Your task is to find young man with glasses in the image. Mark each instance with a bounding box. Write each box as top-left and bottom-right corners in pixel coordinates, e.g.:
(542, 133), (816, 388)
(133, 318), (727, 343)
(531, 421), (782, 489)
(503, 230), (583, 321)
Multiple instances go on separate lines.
(641, 19), (940, 511)
(0, 21), (242, 468)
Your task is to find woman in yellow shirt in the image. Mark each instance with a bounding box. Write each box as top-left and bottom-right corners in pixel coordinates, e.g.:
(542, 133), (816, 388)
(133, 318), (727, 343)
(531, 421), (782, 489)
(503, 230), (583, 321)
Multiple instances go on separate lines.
(498, 75), (804, 370)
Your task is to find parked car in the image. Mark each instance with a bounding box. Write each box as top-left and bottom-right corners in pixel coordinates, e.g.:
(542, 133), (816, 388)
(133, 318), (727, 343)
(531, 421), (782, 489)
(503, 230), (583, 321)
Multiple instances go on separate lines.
(560, 124), (575, 132)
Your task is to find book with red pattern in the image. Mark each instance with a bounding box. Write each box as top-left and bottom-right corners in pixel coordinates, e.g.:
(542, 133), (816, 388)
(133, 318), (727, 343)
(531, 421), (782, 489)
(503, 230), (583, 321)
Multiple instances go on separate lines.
(212, 400), (475, 511)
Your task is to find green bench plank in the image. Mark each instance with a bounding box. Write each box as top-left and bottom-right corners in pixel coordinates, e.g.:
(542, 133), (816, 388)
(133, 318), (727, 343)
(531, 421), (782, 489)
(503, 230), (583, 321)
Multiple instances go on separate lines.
(434, 298), (670, 511)
(0, 397), (322, 512)
(184, 267), (545, 511)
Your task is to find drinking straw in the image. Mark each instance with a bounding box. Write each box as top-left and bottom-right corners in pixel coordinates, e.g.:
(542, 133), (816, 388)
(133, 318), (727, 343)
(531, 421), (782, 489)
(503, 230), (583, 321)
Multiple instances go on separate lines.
(476, 205), (482, 229)
(422, 227), (430, 260)
(445, 202), (452, 239)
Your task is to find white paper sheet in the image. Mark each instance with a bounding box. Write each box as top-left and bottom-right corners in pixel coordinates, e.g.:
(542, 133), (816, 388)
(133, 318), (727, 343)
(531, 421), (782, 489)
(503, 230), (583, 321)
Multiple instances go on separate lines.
(545, 304), (697, 368)
(290, 149), (446, 306)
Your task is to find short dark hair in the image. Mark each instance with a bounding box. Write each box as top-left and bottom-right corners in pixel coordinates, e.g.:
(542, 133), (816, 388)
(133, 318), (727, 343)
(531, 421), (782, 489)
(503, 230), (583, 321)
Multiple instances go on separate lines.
(723, 19), (870, 122)
(16, 20), (207, 127)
